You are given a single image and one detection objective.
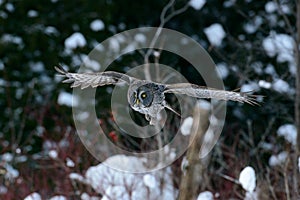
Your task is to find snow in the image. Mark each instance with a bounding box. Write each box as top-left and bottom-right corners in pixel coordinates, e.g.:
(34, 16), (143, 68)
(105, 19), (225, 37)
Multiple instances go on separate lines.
(277, 124), (297, 145)
(265, 1), (291, 14)
(239, 166), (256, 192)
(66, 157), (75, 167)
(103, 154), (147, 172)
(258, 80), (271, 89)
(197, 191), (214, 200)
(240, 82), (259, 93)
(265, 2), (277, 13)
(44, 26), (59, 36)
(27, 10), (38, 17)
(4, 164), (19, 181)
(2, 152), (13, 162)
(181, 156), (188, 173)
(134, 33), (147, 43)
(29, 61), (45, 72)
(69, 173), (85, 182)
(269, 151), (288, 167)
(217, 63), (229, 79)
(262, 33), (294, 64)
(24, 192), (42, 200)
(243, 16), (263, 34)
(5, 3), (14, 12)
(1, 34), (24, 46)
(64, 32), (87, 50)
(189, 0), (206, 10)
(180, 117), (194, 135)
(197, 100), (211, 110)
(48, 150), (58, 159)
(0, 186), (7, 194)
(83, 56), (101, 71)
(272, 79), (292, 94)
(143, 174), (157, 188)
(84, 155), (176, 200)
(57, 91), (79, 107)
(264, 64), (277, 76)
(49, 196), (67, 200)
(90, 19), (105, 31)
(81, 193), (100, 200)
(204, 23), (226, 47)
(251, 62), (263, 75)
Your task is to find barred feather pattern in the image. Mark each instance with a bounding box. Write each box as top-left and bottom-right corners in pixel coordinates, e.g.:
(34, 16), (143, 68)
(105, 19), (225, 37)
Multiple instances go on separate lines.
(164, 83), (259, 105)
(55, 66), (133, 89)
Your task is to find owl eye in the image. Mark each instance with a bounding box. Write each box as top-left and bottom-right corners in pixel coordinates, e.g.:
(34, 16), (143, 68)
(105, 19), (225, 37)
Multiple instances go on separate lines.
(140, 91), (147, 99)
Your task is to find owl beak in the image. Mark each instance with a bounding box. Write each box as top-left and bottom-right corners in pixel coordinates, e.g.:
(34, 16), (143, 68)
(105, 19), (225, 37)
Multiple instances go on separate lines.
(135, 98), (140, 105)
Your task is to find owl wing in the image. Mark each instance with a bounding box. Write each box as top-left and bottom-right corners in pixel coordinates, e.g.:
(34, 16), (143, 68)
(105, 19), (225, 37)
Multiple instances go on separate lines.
(55, 65), (137, 89)
(164, 83), (260, 105)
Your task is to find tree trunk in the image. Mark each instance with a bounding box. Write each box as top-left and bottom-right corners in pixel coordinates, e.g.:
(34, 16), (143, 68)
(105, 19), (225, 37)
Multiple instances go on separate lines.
(294, 0), (300, 197)
(178, 105), (210, 200)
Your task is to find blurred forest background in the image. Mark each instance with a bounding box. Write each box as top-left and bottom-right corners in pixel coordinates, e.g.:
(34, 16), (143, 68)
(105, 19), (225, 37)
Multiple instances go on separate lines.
(0, 0), (299, 199)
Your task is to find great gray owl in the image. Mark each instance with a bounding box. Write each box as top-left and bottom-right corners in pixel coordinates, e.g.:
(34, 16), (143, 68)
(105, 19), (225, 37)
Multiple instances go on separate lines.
(55, 66), (259, 125)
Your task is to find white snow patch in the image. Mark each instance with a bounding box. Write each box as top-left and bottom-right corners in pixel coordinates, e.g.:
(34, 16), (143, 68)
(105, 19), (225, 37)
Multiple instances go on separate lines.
(48, 150), (58, 159)
(5, 3), (14, 12)
(57, 91), (79, 107)
(181, 156), (188, 172)
(81, 193), (100, 200)
(265, 2), (277, 13)
(0, 186), (7, 194)
(69, 173), (84, 182)
(217, 63), (229, 79)
(262, 33), (295, 64)
(1, 34), (23, 46)
(204, 23), (226, 47)
(197, 100), (211, 110)
(269, 151), (288, 167)
(143, 174), (157, 188)
(272, 79), (291, 94)
(83, 56), (101, 71)
(29, 61), (44, 72)
(49, 196), (67, 200)
(264, 64), (277, 76)
(134, 33), (147, 43)
(197, 191), (214, 200)
(180, 117), (194, 135)
(44, 26), (59, 36)
(27, 10), (38, 17)
(109, 38), (120, 52)
(189, 0), (206, 10)
(265, 2), (290, 14)
(24, 192), (42, 200)
(66, 157), (75, 167)
(258, 80), (271, 89)
(4, 164), (19, 180)
(277, 124), (297, 145)
(85, 155), (176, 200)
(64, 32), (86, 49)
(90, 19), (105, 31)
(241, 82), (259, 93)
(239, 166), (256, 192)
(243, 16), (263, 34)
(2, 152), (13, 162)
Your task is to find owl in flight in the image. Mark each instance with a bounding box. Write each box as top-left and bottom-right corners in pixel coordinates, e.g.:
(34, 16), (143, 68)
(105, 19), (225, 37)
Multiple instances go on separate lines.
(55, 66), (259, 125)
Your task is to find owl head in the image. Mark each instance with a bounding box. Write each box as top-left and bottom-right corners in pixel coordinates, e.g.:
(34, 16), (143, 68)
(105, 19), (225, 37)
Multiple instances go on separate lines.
(128, 83), (155, 109)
